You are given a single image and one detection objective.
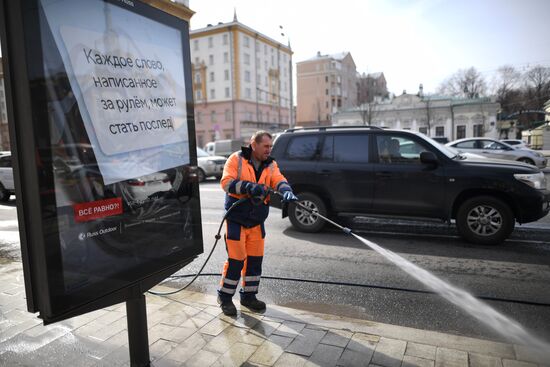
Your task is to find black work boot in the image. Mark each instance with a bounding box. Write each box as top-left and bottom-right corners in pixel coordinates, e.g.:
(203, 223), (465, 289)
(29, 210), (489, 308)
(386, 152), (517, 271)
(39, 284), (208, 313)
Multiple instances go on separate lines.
(240, 295), (266, 311)
(217, 296), (237, 316)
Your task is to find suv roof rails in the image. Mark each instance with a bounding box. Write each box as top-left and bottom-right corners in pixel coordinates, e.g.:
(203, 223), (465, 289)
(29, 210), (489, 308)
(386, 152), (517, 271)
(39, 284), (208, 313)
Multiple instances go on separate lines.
(285, 125), (382, 133)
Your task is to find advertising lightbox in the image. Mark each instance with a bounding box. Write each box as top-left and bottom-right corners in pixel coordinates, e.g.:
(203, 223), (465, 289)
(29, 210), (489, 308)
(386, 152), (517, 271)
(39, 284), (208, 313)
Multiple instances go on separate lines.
(0, 0), (202, 323)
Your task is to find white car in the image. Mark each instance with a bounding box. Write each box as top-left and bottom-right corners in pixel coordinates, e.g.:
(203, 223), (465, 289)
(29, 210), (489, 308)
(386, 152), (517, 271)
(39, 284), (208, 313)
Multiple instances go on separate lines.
(197, 148), (226, 182)
(446, 138), (547, 168)
(500, 139), (530, 150)
(0, 153), (14, 201)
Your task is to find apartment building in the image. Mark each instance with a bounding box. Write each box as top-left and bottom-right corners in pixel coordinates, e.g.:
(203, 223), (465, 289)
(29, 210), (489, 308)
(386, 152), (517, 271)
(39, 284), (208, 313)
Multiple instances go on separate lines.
(357, 72), (389, 104)
(190, 15), (293, 147)
(296, 51), (357, 126)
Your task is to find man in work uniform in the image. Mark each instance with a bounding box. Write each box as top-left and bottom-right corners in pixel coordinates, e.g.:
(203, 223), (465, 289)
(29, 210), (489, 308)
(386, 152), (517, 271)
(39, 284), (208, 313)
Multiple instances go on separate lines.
(218, 131), (298, 316)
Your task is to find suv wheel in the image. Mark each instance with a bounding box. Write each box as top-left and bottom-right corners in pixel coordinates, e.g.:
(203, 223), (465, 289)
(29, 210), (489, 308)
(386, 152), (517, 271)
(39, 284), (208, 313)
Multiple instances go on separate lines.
(456, 196), (514, 245)
(288, 192), (327, 232)
(0, 183), (9, 202)
(518, 158), (535, 165)
(197, 168), (206, 183)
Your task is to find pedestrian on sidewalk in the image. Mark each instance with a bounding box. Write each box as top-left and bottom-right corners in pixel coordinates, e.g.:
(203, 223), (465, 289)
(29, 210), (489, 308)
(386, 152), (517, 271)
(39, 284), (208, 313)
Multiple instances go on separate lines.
(217, 131), (298, 316)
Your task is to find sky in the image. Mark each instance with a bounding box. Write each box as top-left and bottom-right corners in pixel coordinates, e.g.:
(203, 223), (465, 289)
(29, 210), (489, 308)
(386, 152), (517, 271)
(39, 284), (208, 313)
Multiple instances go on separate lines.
(188, 0), (550, 96)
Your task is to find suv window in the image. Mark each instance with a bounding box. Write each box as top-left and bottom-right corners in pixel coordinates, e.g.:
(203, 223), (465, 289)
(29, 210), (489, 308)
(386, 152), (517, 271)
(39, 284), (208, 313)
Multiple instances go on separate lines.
(285, 135), (320, 160)
(377, 135), (424, 164)
(335, 135), (369, 163)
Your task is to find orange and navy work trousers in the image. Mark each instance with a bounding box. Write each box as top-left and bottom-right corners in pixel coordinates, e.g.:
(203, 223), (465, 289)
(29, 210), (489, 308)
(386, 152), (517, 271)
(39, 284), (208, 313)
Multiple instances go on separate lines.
(218, 220), (265, 301)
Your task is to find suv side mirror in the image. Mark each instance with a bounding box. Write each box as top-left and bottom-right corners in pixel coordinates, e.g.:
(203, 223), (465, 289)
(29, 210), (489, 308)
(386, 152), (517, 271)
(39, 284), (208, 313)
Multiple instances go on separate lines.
(420, 151), (438, 165)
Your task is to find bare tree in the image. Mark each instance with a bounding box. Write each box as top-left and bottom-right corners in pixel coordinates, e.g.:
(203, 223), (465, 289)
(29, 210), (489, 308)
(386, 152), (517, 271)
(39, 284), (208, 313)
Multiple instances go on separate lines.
(438, 67), (487, 99)
(524, 65), (550, 110)
(424, 97), (433, 134)
(359, 102), (378, 125)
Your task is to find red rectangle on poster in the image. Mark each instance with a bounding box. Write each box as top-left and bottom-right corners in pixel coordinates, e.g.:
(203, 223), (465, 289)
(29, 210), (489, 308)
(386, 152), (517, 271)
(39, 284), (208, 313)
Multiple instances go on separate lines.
(73, 198), (123, 222)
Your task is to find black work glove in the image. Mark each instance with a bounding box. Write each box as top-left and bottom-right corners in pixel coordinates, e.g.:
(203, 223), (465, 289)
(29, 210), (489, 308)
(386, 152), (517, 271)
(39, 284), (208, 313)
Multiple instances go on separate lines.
(242, 181), (266, 198)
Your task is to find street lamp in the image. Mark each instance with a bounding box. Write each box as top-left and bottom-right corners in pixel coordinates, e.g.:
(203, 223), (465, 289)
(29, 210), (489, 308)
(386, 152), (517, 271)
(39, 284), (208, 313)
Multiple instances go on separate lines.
(279, 25), (294, 129)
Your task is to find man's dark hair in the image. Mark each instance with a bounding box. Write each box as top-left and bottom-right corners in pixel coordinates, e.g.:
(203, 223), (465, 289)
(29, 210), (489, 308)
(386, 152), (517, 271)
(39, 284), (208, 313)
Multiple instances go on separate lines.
(251, 130), (272, 144)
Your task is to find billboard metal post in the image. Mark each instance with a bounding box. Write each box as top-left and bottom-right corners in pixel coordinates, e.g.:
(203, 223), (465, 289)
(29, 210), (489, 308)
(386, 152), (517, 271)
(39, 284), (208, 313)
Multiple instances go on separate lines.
(126, 293), (151, 367)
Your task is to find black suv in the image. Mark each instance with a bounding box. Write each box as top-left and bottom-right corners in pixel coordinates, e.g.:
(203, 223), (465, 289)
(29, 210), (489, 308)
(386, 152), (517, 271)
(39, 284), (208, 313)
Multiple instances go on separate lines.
(271, 126), (550, 245)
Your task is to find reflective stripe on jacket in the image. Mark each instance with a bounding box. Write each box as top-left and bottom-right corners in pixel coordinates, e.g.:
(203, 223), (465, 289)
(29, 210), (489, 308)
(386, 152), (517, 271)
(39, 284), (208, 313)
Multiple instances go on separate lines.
(220, 146), (291, 228)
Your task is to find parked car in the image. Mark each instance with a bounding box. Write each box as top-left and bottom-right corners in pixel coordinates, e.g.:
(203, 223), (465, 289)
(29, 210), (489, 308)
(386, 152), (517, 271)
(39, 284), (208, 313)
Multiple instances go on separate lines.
(500, 139), (530, 150)
(197, 148), (226, 182)
(430, 136), (449, 144)
(271, 126), (550, 245)
(446, 138), (547, 168)
(0, 153), (15, 201)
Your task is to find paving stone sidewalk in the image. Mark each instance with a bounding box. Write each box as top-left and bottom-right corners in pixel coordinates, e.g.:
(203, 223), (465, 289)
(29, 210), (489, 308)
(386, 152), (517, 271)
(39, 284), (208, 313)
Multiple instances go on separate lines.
(0, 261), (548, 367)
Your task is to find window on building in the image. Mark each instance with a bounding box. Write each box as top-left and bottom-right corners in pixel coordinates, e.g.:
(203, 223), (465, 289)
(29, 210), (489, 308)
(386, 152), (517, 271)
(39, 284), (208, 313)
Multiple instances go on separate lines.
(264, 44), (267, 54)
(244, 53), (250, 65)
(196, 111), (202, 123)
(325, 101), (329, 108)
(435, 126), (445, 137)
(211, 110), (217, 122)
(244, 36), (250, 48)
(245, 88), (251, 98)
(258, 110), (263, 121)
(195, 73), (201, 83)
(419, 127), (428, 135)
(265, 76), (268, 86)
(224, 70), (229, 81)
(210, 89), (216, 99)
(245, 70), (251, 82)
(224, 52), (229, 63)
(197, 135), (204, 147)
(223, 34), (228, 45)
(194, 57), (200, 65)
(256, 57), (260, 66)
(325, 89), (329, 95)
(473, 124), (484, 137)
(284, 82), (287, 91)
(209, 72), (215, 82)
(457, 125), (466, 139)
(225, 109), (231, 121)
(325, 76), (328, 83)
(264, 60), (268, 71)
(196, 90), (202, 100)
(225, 87), (230, 98)
(208, 37), (213, 48)
(193, 40), (198, 51)
(271, 55), (274, 66)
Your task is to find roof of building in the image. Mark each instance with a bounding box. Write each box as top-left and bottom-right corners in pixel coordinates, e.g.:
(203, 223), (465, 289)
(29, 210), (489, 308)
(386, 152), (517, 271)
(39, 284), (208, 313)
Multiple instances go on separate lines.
(367, 72), (383, 79)
(190, 18), (291, 53)
(301, 51), (352, 62)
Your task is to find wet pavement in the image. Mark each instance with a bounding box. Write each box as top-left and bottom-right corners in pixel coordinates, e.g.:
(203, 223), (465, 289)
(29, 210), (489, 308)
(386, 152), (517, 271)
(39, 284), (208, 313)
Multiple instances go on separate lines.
(1, 261), (549, 366)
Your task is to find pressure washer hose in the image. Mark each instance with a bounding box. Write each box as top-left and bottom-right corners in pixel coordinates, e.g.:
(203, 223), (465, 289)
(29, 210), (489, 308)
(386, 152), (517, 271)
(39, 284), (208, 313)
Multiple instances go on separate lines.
(148, 189), (351, 296)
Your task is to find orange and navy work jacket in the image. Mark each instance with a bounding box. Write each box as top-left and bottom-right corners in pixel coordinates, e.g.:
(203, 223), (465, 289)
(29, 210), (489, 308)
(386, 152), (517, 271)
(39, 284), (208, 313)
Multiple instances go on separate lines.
(221, 146), (291, 228)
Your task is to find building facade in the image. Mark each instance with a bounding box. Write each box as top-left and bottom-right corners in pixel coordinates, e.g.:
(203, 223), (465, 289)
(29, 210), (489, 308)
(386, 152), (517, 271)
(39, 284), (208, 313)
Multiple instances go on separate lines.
(0, 59), (10, 151)
(190, 15), (292, 147)
(333, 93), (501, 140)
(296, 52), (357, 126)
(357, 72), (388, 105)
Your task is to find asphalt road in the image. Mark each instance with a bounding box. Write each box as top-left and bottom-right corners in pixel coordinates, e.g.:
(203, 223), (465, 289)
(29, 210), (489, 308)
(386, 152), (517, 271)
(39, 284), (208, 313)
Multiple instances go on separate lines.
(182, 180), (550, 345)
(0, 178), (549, 345)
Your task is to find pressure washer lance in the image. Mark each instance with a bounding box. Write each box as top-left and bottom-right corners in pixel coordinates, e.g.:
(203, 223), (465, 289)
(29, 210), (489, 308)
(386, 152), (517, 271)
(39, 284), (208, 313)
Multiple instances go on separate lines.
(148, 188), (353, 296)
